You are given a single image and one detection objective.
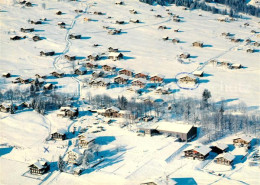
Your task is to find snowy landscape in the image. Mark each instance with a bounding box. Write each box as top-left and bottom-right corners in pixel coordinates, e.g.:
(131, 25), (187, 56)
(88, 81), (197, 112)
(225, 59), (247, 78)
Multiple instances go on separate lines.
(0, 0), (260, 184)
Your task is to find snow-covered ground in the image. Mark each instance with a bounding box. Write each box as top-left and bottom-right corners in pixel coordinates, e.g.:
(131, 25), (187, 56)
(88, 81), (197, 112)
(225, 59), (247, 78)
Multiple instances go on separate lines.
(0, 0), (260, 184)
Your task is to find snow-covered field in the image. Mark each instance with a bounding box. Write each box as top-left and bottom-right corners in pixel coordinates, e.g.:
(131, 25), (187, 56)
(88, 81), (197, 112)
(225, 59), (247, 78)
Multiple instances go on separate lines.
(0, 0), (260, 184)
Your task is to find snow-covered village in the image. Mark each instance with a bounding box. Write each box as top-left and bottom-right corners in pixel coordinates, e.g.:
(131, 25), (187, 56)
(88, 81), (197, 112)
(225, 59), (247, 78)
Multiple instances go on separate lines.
(0, 0), (260, 184)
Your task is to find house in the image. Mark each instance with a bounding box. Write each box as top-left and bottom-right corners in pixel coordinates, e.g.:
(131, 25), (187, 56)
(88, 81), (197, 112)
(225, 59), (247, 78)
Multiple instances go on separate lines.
(135, 72), (149, 79)
(108, 47), (119, 52)
(69, 34), (81, 39)
(115, 1), (123, 5)
(40, 51), (55, 56)
(10, 36), (25, 40)
(93, 11), (103, 15)
(0, 103), (14, 113)
(219, 61), (231, 68)
(162, 36), (169, 41)
(58, 22), (65, 26)
(2, 72), (11, 78)
(192, 41), (203, 47)
(132, 78), (147, 88)
(215, 153), (235, 166)
(75, 9), (83, 13)
(57, 107), (79, 118)
(92, 71), (104, 78)
(89, 78), (110, 88)
(30, 20), (42, 24)
(108, 52), (123, 60)
(50, 72), (64, 78)
(43, 83), (54, 90)
(75, 66), (87, 75)
(193, 71), (204, 77)
(172, 38), (180, 43)
(102, 64), (116, 72)
(88, 54), (100, 61)
(174, 29), (179, 32)
(51, 129), (66, 140)
(154, 87), (170, 95)
(230, 63), (242, 69)
(35, 74), (46, 79)
(64, 55), (76, 61)
(253, 42), (260, 47)
(150, 74), (164, 83)
(28, 159), (50, 175)
(114, 75), (129, 84)
(66, 148), (84, 165)
(33, 35), (41, 42)
(211, 143), (228, 154)
(20, 28), (34, 33)
(115, 20), (125, 24)
(25, 2), (32, 7)
(179, 75), (197, 84)
(12, 77), (31, 84)
(158, 25), (167, 30)
(56, 11), (62, 15)
(78, 133), (96, 148)
(129, 9), (137, 14)
(246, 48), (254, 53)
(118, 68), (134, 77)
(184, 145), (212, 160)
(173, 18), (181, 22)
(130, 19), (140, 23)
(98, 106), (131, 118)
(230, 38), (241, 43)
(233, 135), (253, 148)
(221, 32), (231, 37)
(140, 177), (177, 185)
(179, 52), (190, 59)
(86, 61), (98, 69)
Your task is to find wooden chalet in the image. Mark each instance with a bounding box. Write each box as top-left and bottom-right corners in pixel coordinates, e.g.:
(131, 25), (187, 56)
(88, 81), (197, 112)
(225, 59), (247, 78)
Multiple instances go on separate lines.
(115, 1), (123, 5)
(69, 34), (81, 39)
(184, 145), (211, 160)
(179, 52), (190, 59)
(150, 74), (164, 83)
(173, 18), (181, 22)
(78, 133), (96, 148)
(64, 55), (76, 61)
(0, 103), (15, 113)
(108, 47), (119, 52)
(155, 87), (170, 95)
(92, 71), (104, 78)
(230, 63), (242, 69)
(158, 25), (167, 30)
(129, 9), (137, 14)
(130, 19), (140, 23)
(35, 74), (46, 79)
(57, 107), (79, 118)
(253, 42), (260, 47)
(102, 64), (116, 72)
(86, 61), (98, 69)
(135, 72), (149, 79)
(43, 83), (54, 90)
(10, 36), (25, 40)
(132, 78), (147, 88)
(2, 72), (11, 78)
(246, 48), (254, 53)
(192, 41), (203, 47)
(33, 35), (41, 42)
(114, 75), (129, 84)
(75, 66), (87, 75)
(66, 148), (84, 165)
(20, 28), (34, 33)
(230, 38), (241, 43)
(40, 51), (55, 56)
(233, 135), (253, 148)
(118, 68), (133, 77)
(108, 29), (121, 35)
(179, 76), (197, 84)
(172, 38), (180, 43)
(50, 72), (64, 78)
(12, 77), (31, 84)
(215, 153), (235, 166)
(29, 159), (50, 175)
(56, 11), (62, 15)
(51, 129), (66, 140)
(89, 78), (110, 88)
(108, 52), (123, 60)
(88, 54), (100, 61)
(211, 143), (228, 154)
(193, 71), (204, 77)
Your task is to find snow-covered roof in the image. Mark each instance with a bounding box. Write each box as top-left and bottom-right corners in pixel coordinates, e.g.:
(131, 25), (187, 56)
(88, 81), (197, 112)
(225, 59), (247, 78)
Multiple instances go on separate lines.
(79, 133), (96, 142)
(154, 122), (194, 134)
(217, 153), (235, 161)
(213, 143), (228, 151)
(240, 135), (253, 143)
(115, 74), (129, 80)
(69, 148), (84, 156)
(193, 71), (204, 75)
(109, 52), (122, 57)
(107, 106), (120, 112)
(103, 64), (116, 68)
(132, 78), (147, 84)
(119, 68), (133, 72)
(151, 74), (165, 78)
(194, 145), (211, 155)
(75, 66), (87, 72)
(232, 63), (241, 67)
(30, 158), (48, 169)
(136, 71), (149, 76)
(53, 128), (67, 134)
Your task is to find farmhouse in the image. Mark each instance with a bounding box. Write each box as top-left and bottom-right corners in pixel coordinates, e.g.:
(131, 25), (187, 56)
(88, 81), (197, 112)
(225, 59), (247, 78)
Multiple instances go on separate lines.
(28, 159), (50, 175)
(89, 78), (110, 88)
(150, 74), (164, 83)
(0, 103), (15, 113)
(118, 68), (134, 77)
(75, 66), (87, 75)
(179, 75), (197, 84)
(43, 83), (54, 90)
(40, 51), (55, 56)
(20, 28), (34, 33)
(64, 55), (76, 61)
(132, 78), (147, 88)
(215, 153), (235, 166)
(192, 41), (203, 47)
(98, 106), (131, 118)
(2, 72), (11, 78)
(69, 34), (81, 39)
(135, 72), (149, 79)
(50, 72), (64, 78)
(114, 75), (129, 84)
(108, 52), (123, 60)
(179, 52), (190, 59)
(51, 129), (66, 140)
(78, 133), (96, 148)
(66, 148), (84, 165)
(193, 71), (204, 77)
(88, 54), (100, 61)
(184, 145), (212, 160)
(211, 143), (228, 154)
(86, 61), (98, 69)
(102, 64), (116, 72)
(233, 135), (253, 148)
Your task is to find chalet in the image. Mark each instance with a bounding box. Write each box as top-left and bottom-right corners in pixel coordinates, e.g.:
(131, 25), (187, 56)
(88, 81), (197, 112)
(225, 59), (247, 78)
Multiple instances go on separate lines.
(193, 71), (204, 77)
(40, 51), (55, 56)
(25, 2), (32, 7)
(221, 32), (230, 37)
(32, 35), (41, 42)
(139, 122), (197, 142)
(92, 71), (104, 78)
(142, 116), (154, 122)
(86, 61), (98, 69)
(50, 72), (64, 78)
(129, 9), (137, 14)
(215, 153), (235, 166)
(93, 11), (103, 15)
(211, 143), (228, 154)
(66, 148), (84, 165)
(56, 11), (62, 15)
(155, 15), (162, 18)
(20, 28), (34, 33)
(108, 52), (123, 60)
(84, 17), (91, 22)
(233, 135), (253, 148)
(102, 64), (116, 72)
(78, 133), (96, 148)
(89, 78), (110, 88)
(43, 83), (54, 90)
(35, 74), (46, 79)
(254, 42), (260, 47)
(0, 103), (12, 113)
(155, 87), (170, 95)
(172, 38), (180, 43)
(230, 63), (242, 69)
(135, 72), (149, 79)
(57, 107), (79, 118)
(179, 52), (190, 59)
(75, 9), (83, 13)
(69, 34), (81, 39)
(51, 129), (66, 140)
(162, 36), (169, 41)
(108, 29), (121, 35)
(108, 47), (118, 52)
(179, 75), (197, 84)
(114, 75), (129, 84)
(230, 38), (241, 43)
(88, 54), (100, 61)
(174, 29), (179, 32)
(132, 78), (147, 88)
(118, 68), (133, 77)
(158, 25), (167, 30)
(130, 19), (140, 23)
(12, 77), (31, 84)
(28, 159), (50, 175)
(2, 73), (11, 78)
(75, 66), (87, 75)
(150, 74), (164, 83)
(245, 39), (251, 43)
(58, 22), (65, 26)
(173, 18), (181, 22)
(219, 61), (231, 68)
(30, 20), (42, 24)
(98, 106), (131, 118)
(184, 145), (211, 160)
(115, 20), (125, 24)
(246, 48), (254, 53)
(192, 41), (203, 47)
(10, 36), (25, 40)
(64, 55), (76, 61)
(115, 1), (123, 5)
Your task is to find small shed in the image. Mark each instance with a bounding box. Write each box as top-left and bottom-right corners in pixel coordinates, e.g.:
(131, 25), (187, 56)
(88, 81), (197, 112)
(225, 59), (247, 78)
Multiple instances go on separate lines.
(231, 63), (242, 69)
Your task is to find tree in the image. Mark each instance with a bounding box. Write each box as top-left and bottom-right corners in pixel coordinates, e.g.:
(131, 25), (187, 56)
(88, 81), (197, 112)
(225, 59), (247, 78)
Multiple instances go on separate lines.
(58, 155), (66, 172)
(202, 89), (211, 108)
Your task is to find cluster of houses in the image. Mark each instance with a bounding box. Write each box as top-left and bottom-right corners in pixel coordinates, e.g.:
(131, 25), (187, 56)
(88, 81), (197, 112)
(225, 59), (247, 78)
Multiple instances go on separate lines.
(184, 135), (253, 166)
(210, 59), (242, 69)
